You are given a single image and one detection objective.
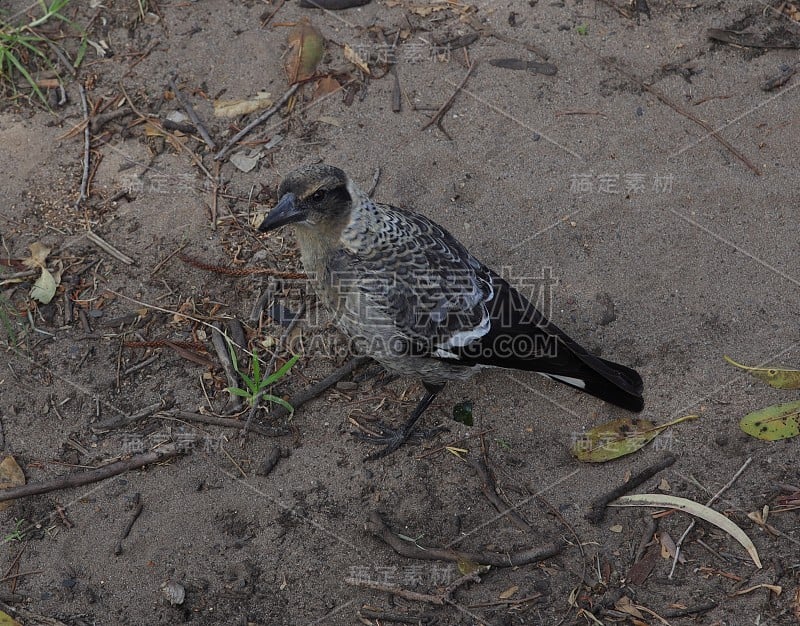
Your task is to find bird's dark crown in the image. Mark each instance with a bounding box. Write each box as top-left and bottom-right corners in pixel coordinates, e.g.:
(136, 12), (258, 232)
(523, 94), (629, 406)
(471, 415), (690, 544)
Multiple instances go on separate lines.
(278, 164), (351, 217)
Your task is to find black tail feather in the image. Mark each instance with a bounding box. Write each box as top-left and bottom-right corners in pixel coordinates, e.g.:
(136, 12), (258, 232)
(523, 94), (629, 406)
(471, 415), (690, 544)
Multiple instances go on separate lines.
(448, 274), (645, 412)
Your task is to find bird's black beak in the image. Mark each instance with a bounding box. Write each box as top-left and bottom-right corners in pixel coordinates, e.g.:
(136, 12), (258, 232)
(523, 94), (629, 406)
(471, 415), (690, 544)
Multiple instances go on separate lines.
(258, 193), (305, 231)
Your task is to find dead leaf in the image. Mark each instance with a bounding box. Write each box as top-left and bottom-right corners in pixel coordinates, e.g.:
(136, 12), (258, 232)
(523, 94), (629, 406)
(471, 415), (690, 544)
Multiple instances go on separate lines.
(23, 242), (50, 269)
(724, 355), (800, 389)
(658, 530), (685, 563)
(344, 43), (370, 74)
(30, 267), (57, 304)
(658, 478), (671, 491)
(609, 524), (623, 533)
(614, 596), (644, 619)
(229, 149), (263, 173)
(286, 20), (325, 83)
(314, 76), (341, 98)
(213, 93), (273, 118)
(499, 585), (518, 600)
(0, 456), (25, 511)
(571, 414), (697, 462)
(611, 494), (762, 568)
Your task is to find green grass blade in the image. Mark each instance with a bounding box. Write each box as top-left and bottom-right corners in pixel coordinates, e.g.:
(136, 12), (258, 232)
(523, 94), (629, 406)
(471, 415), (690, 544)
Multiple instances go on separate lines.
(263, 353), (300, 386)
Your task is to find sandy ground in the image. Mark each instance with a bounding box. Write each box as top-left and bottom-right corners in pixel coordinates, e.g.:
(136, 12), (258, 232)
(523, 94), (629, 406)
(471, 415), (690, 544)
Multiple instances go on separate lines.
(1, 0), (799, 624)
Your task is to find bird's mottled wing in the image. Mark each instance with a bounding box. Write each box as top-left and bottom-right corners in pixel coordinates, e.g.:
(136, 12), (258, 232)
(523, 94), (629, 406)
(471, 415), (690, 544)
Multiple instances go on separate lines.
(334, 203), (494, 356)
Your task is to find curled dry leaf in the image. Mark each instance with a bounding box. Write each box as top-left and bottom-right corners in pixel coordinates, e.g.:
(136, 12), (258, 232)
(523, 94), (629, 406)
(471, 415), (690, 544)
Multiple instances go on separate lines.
(611, 494), (762, 568)
(286, 20), (325, 83)
(314, 75), (341, 98)
(0, 456), (25, 511)
(344, 43), (370, 74)
(214, 92), (273, 118)
(724, 355), (800, 389)
(740, 400), (800, 441)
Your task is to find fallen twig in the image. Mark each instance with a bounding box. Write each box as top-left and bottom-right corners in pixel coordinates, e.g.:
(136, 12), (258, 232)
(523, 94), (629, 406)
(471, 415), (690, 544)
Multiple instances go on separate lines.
(215, 82), (300, 160)
(91, 396), (175, 432)
(606, 57), (761, 175)
(0, 445), (184, 503)
(422, 62), (477, 138)
(346, 569), (482, 605)
(85, 230), (135, 265)
(114, 492), (143, 555)
(586, 453), (676, 523)
(271, 355), (372, 420)
(171, 410), (289, 437)
(366, 511), (564, 567)
(179, 253), (305, 279)
(169, 74), (217, 150)
(668, 456), (752, 578)
(75, 83), (91, 210)
(466, 453), (531, 532)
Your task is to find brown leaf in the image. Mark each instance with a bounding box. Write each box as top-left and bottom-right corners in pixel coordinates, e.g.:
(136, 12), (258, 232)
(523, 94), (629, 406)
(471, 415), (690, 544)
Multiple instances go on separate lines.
(314, 76), (342, 98)
(0, 456), (26, 511)
(286, 20), (325, 83)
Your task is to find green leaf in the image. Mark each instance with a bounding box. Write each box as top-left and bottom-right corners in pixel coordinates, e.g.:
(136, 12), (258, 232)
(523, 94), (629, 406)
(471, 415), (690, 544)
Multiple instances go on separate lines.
(740, 401), (800, 441)
(251, 351), (261, 381)
(572, 415), (697, 462)
(724, 355), (800, 390)
(260, 393), (294, 414)
(262, 353), (300, 386)
(452, 400), (473, 426)
(226, 387), (251, 399)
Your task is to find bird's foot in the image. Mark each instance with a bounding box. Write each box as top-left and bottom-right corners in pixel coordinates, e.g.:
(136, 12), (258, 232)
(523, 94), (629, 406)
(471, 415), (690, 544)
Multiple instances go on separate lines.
(351, 419), (447, 460)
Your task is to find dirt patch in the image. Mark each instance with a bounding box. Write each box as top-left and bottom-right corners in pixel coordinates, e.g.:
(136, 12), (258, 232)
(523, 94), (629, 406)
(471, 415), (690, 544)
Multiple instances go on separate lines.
(1, 0), (799, 624)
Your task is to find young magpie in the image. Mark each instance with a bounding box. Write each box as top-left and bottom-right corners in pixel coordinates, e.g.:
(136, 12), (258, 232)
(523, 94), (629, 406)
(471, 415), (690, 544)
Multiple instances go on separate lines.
(259, 164), (644, 459)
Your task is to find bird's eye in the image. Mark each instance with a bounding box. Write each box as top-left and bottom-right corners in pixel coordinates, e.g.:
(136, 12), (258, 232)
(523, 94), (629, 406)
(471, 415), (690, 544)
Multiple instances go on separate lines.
(310, 189), (326, 202)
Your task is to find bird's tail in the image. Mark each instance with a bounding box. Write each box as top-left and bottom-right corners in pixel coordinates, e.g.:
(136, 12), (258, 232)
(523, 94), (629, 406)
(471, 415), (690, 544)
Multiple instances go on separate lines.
(536, 351), (644, 412)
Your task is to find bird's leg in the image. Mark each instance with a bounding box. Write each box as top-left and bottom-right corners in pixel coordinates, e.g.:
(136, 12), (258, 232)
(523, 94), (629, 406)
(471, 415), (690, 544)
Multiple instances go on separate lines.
(354, 382), (446, 460)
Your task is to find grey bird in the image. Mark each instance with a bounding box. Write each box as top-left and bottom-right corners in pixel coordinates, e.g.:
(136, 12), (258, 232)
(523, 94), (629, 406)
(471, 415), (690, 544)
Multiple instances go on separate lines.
(258, 164), (644, 459)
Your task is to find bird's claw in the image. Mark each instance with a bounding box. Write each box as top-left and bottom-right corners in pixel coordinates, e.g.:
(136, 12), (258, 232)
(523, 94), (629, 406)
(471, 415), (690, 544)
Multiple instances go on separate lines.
(351, 421), (447, 460)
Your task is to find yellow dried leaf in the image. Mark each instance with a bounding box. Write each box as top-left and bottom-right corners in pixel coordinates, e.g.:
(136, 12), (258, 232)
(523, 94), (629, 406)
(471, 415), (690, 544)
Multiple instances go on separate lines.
(0, 609), (22, 626)
(344, 43), (370, 75)
(724, 355), (800, 389)
(214, 93), (273, 118)
(0, 456), (25, 511)
(22, 242), (50, 269)
(499, 585), (518, 599)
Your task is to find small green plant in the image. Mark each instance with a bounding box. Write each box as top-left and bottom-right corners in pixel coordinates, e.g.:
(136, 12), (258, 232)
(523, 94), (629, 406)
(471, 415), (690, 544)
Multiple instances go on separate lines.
(226, 341), (300, 413)
(3, 518), (26, 544)
(576, 23), (589, 35)
(0, 0), (76, 105)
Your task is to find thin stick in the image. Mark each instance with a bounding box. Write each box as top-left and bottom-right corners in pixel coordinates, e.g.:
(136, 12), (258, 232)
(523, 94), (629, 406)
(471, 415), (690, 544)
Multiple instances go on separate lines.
(215, 83), (300, 160)
(168, 74), (216, 150)
(586, 454), (676, 524)
(270, 355), (371, 420)
(0, 445), (184, 503)
(75, 83), (91, 210)
(345, 570), (481, 605)
(366, 511), (564, 567)
(113, 493), (143, 555)
(171, 411), (289, 437)
(91, 396), (174, 432)
(668, 456), (752, 578)
(421, 62), (477, 134)
(85, 230), (135, 265)
(607, 58), (761, 175)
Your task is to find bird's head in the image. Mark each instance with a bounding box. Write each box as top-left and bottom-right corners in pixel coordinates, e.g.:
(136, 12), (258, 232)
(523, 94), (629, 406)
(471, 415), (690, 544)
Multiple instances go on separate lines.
(258, 164), (353, 233)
